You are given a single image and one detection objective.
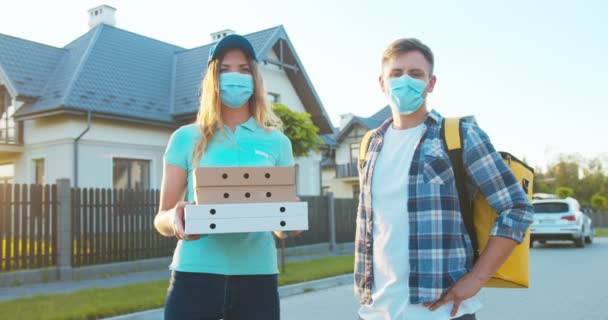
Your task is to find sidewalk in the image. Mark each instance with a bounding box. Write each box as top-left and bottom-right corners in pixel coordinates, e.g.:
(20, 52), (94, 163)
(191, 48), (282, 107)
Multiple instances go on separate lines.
(0, 242), (354, 302)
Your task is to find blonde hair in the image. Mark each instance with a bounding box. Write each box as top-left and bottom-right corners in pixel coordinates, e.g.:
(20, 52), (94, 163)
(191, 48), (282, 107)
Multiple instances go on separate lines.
(192, 55), (282, 166)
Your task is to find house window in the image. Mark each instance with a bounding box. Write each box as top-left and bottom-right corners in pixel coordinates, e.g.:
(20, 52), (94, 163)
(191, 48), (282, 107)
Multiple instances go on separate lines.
(33, 158), (45, 185)
(0, 163), (14, 184)
(322, 186), (330, 196)
(350, 143), (360, 164)
(352, 185), (360, 200)
(113, 158), (150, 190)
(1, 103), (17, 144)
(267, 92), (280, 103)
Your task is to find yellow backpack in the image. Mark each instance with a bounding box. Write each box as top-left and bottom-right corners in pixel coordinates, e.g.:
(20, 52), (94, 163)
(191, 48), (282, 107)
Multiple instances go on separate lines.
(359, 118), (534, 288)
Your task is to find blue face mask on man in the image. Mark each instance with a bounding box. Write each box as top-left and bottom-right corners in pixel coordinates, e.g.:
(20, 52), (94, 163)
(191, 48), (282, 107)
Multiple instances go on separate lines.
(220, 72), (254, 109)
(386, 75), (427, 115)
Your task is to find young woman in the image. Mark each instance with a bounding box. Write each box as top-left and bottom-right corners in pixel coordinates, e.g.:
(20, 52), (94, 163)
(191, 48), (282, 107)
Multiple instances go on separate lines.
(154, 34), (295, 320)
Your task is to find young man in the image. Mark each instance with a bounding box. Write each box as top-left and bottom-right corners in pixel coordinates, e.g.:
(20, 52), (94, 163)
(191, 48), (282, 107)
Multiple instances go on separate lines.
(354, 38), (533, 320)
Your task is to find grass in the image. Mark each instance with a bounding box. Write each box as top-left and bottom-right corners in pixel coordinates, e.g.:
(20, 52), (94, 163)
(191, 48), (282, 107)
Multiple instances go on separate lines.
(594, 227), (608, 237)
(0, 255), (354, 320)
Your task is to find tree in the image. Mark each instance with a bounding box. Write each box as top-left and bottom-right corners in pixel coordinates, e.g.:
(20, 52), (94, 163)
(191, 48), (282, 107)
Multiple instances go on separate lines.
(590, 193), (608, 211)
(537, 153), (608, 208)
(533, 169), (554, 194)
(271, 103), (323, 158)
(579, 158), (607, 207)
(555, 187), (574, 199)
(548, 155), (580, 190)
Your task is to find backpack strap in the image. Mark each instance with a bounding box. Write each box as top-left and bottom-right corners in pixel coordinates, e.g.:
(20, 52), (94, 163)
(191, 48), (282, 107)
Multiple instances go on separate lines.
(359, 129), (378, 168)
(442, 118), (480, 262)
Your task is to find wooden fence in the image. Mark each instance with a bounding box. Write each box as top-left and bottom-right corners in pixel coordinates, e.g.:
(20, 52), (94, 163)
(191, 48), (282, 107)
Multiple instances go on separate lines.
(3, 180), (606, 275)
(588, 211), (608, 228)
(1, 181), (358, 273)
(282, 196), (357, 247)
(0, 184), (57, 272)
(70, 188), (177, 267)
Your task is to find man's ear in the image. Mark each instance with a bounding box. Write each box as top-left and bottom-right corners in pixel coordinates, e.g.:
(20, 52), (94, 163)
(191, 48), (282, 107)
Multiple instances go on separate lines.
(426, 75), (437, 93)
(379, 74), (386, 93)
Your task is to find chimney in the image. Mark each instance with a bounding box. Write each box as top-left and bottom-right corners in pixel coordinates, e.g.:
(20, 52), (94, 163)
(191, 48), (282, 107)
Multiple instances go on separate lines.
(210, 29), (236, 42)
(340, 113), (355, 129)
(88, 5), (117, 29)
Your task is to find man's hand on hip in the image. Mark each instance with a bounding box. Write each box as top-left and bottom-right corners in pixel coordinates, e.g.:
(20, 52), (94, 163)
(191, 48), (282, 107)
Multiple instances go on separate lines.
(423, 271), (485, 317)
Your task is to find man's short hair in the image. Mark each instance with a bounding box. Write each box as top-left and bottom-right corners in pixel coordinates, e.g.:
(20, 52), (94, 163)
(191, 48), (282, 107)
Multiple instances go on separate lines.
(382, 38), (434, 75)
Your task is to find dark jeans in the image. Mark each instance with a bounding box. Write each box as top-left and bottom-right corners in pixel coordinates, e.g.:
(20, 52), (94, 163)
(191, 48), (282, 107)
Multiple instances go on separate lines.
(164, 271), (280, 320)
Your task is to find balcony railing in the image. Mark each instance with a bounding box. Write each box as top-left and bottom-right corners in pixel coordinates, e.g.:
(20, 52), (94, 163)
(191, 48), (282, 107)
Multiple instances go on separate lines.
(0, 124), (20, 145)
(336, 163), (358, 179)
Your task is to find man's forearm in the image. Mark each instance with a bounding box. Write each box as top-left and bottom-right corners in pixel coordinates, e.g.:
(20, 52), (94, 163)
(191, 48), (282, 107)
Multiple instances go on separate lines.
(470, 236), (518, 282)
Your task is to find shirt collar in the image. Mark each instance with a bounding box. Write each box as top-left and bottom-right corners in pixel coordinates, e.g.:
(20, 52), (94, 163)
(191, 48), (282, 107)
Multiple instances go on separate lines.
(240, 116), (259, 131)
(376, 109), (442, 136)
(223, 116), (258, 132)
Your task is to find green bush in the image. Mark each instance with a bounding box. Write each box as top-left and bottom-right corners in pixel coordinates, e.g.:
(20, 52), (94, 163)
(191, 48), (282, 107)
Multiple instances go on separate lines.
(272, 103), (323, 158)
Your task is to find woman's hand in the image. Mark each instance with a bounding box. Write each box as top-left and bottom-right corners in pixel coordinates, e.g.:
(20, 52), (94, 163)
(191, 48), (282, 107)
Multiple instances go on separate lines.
(172, 201), (201, 241)
(273, 196), (304, 239)
(273, 230), (303, 239)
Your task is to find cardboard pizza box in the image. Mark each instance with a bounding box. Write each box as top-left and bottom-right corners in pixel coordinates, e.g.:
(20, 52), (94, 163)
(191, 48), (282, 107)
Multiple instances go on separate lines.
(184, 202), (308, 234)
(195, 185), (297, 204)
(194, 166), (295, 187)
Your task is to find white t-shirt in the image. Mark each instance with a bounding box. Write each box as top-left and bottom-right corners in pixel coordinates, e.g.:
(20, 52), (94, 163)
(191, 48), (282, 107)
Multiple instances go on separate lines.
(358, 124), (482, 320)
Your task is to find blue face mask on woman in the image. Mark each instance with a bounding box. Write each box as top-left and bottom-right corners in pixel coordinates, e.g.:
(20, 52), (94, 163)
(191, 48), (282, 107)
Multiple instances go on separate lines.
(220, 72), (254, 109)
(386, 75), (427, 115)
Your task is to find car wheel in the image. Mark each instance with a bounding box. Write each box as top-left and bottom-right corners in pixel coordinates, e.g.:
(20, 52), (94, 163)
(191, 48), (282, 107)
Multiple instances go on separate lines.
(575, 235), (585, 248)
(585, 228), (593, 244)
(529, 240), (534, 248)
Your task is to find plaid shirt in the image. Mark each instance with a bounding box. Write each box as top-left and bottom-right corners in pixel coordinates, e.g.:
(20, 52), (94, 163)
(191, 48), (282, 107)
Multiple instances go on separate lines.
(354, 110), (533, 305)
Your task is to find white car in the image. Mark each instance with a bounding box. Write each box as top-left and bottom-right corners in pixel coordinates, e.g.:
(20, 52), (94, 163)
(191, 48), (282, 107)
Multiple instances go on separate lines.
(530, 197), (593, 248)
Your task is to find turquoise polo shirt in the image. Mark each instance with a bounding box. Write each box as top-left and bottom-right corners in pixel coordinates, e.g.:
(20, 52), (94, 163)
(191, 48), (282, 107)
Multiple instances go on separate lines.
(163, 116), (294, 275)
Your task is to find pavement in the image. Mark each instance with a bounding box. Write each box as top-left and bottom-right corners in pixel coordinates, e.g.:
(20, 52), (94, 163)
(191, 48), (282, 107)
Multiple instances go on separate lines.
(281, 238), (608, 320)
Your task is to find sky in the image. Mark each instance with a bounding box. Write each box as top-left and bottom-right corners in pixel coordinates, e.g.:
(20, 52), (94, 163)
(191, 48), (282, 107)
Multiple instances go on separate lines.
(1, 0), (607, 171)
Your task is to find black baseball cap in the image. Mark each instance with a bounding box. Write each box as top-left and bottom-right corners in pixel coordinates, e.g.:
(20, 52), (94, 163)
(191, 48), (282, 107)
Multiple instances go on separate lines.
(207, 34), (257, 65)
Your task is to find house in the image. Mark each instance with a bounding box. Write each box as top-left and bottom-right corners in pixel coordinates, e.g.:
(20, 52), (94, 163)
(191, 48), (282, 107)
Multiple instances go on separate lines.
(321, 106), (391, 199)
(0, 5), (334, 196)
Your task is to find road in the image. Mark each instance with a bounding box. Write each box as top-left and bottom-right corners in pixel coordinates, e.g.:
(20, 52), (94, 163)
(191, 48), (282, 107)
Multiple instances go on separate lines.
(281, 238), (608, 320)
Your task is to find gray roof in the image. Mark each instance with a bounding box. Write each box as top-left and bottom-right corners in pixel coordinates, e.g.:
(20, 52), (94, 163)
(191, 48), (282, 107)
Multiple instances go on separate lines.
(320, 132), (338, 146)
(1, 24), (334, 132)
(363, 106), (391, 128)
(336, 106), (391, 142)
(8, 25), (183, 124)
(0, 34), (65, 97)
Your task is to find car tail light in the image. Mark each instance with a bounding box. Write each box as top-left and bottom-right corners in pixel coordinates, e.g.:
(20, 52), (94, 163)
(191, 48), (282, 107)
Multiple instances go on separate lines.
(561, 215), (576, 221)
